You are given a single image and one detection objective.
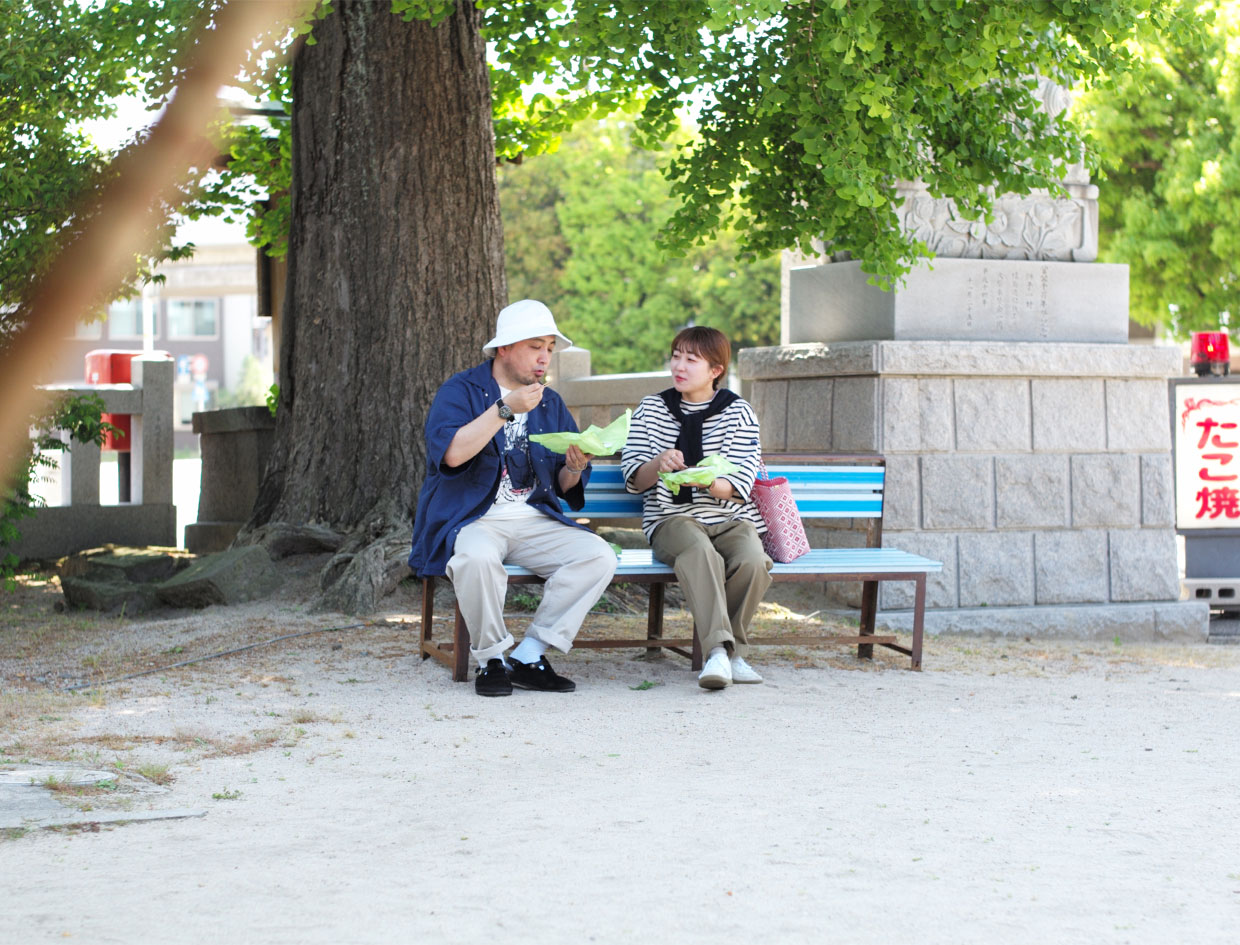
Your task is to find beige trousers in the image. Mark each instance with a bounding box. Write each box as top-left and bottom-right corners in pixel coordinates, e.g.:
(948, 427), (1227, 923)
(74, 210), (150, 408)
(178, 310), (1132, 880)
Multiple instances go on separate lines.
(650, 516), (772, 658)
(447, 512), (617, 665)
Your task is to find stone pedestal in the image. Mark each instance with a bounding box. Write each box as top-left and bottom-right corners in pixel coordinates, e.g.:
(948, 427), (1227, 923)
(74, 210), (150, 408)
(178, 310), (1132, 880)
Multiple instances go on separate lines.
(786, 259), (1130, 345)
(185, 406), (274, 554)
(739, 340), (1208, 641)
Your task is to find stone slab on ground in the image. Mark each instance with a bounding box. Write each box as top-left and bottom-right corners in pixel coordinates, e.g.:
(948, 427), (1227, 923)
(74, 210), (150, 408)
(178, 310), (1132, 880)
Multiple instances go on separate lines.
(877, 600), (1208, 642)
(57, 546), (193, 613)
(59, 545), (191, 584)
(155, 545), (279, 608)
(0, 764), (205, 832)
(1, 806), (207, 832)
(60, 574), (159, 615)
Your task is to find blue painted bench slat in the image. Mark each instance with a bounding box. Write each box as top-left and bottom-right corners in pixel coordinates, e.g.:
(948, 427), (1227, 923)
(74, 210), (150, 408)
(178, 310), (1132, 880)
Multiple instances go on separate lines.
(420, 453), (942, 680)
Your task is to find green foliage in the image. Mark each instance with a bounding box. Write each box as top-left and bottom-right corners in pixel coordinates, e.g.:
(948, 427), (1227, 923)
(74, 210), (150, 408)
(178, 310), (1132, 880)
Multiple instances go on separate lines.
(214, 355), (274, 410)
(267, 384), (281, 418)
(0, 2), (319, 579)
(186, 1), (1178, 289)
(0, 0), (323, 316)
(2, 0), (1189, 348)
(1, 394), (118, 585)
(483, 0), (1183, 286)
(499, 116), (780, 374)
(0, 0), (213, 328)
(197, 3), (327, 262)
(1077, 0), (1233, 334)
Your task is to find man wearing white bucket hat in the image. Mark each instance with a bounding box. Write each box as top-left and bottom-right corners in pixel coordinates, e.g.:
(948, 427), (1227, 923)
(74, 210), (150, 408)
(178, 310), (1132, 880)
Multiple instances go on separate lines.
(409, 300), (617, 696)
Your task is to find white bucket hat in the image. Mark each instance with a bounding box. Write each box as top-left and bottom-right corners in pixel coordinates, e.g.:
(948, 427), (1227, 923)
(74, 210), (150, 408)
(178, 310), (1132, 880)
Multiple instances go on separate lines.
(483, 299), (573, 357)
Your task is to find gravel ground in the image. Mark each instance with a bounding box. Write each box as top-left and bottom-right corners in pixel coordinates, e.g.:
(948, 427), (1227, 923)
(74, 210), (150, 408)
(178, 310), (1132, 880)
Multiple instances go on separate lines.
(4, 560), (1240, 945)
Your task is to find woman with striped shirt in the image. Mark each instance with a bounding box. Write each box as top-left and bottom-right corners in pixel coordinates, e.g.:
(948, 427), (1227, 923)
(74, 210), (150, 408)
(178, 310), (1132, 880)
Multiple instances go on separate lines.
(621, 326), (773, 689)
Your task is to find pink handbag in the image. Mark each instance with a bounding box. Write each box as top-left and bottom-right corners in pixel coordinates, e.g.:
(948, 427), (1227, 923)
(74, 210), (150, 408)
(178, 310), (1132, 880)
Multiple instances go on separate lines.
(752, 463), (811, 562)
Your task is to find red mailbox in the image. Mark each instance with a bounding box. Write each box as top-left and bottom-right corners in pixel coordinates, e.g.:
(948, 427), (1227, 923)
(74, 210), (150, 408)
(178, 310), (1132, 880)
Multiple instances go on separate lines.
(84, 349), (171, 451)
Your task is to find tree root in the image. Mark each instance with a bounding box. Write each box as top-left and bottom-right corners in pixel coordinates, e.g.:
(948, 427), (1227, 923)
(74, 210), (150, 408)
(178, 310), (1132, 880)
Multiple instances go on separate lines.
(312, 529), (412, 615)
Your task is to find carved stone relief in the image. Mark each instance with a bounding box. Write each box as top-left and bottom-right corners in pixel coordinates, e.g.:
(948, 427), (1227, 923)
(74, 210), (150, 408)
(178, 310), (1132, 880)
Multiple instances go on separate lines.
(896, 182), (1099, 263)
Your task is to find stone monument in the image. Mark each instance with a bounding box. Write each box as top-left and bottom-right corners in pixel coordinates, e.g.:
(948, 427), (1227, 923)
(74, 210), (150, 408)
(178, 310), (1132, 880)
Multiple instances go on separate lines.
(741, 84), (1207, 642)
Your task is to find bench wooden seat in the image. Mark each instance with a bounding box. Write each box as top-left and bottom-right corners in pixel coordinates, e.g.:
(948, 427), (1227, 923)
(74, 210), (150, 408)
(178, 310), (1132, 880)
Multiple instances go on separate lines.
(420, 453), (943, 680)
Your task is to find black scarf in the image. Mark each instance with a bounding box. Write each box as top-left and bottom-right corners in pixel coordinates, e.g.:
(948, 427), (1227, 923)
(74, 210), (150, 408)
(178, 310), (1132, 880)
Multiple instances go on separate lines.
(659, 387), (738, 504)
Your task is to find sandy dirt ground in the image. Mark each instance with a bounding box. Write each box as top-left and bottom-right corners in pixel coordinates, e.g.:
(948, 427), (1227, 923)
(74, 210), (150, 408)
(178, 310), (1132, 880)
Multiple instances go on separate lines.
(3, 562), (1240, 945)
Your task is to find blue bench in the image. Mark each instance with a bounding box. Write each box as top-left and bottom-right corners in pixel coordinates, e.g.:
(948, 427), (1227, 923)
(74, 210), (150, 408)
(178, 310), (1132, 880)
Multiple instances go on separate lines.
(420, 453), (943, 680)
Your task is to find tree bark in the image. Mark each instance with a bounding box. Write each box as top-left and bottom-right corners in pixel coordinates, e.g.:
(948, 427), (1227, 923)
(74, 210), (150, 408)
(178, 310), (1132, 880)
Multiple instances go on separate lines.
(242, 1), (506, 610)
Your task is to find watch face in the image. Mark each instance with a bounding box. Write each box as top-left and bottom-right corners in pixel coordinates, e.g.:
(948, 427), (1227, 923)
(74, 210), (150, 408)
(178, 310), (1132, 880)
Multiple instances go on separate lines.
(498, 402), (513, 420)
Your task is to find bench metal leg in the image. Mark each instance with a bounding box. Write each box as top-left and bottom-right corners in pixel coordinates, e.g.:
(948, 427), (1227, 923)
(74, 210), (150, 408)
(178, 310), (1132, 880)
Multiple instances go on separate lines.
(452, 601), (469, 682)
(420, 576), (435, 660)
(858, 579), (878, 660)
(910, 573), (926, 671)
(646, 583), (665, 657)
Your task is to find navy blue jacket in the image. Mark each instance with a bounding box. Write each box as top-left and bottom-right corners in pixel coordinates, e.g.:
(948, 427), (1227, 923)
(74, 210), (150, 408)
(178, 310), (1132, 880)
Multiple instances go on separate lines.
(408, 360), (591, 577)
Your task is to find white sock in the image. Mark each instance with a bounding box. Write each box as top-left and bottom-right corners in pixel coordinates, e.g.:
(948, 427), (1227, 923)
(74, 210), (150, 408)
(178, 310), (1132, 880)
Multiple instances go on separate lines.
(709, 645), (727, 660)
(511, 637), (548, 664)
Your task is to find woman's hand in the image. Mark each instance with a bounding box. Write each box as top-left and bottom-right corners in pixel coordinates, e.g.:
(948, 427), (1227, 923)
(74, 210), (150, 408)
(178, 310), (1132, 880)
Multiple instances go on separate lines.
(652, 448), (686, 473)
(630, 448), (688, 492)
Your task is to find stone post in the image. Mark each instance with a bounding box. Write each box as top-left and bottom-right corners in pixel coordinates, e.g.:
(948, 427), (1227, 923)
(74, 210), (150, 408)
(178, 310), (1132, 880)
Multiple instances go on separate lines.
(63, 431), (101, 508)
(130, 356), (174, 506)
(186, 405), (276, 554)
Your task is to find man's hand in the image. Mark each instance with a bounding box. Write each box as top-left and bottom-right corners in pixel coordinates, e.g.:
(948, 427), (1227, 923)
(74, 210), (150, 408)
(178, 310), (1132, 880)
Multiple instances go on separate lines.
(564, 444), (593, 474)
(558, 444), (593, 491)
(504, 383), (545, 414)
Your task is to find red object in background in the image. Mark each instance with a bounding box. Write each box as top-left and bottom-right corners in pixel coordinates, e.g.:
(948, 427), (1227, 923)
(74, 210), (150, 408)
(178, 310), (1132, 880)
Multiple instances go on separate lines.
(1190, 331), (1231, 377)
(84, 349), (171, 451)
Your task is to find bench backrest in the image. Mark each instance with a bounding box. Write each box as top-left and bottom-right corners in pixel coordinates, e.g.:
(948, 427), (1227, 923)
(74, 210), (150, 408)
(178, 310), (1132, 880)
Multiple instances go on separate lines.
(577, 462), (886, 520)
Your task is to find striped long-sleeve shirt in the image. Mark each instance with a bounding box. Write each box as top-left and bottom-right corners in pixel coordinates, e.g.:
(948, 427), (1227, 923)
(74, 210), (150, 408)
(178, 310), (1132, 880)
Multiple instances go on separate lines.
(620, 391), (765, 540)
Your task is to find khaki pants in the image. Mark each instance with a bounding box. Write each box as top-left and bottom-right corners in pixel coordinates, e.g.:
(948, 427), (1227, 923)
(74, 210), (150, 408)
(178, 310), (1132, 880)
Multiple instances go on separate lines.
(650, 517), (772, 658)
(447, 512), (617, 665)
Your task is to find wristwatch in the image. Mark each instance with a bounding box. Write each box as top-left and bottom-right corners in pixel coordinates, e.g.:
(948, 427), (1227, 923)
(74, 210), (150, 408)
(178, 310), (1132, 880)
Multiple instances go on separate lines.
(496, 400), (514, 421)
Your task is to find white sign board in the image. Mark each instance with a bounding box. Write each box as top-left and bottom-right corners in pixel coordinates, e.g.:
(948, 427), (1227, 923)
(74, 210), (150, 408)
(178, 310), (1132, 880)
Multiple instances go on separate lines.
(1173, 381), (1240, 530)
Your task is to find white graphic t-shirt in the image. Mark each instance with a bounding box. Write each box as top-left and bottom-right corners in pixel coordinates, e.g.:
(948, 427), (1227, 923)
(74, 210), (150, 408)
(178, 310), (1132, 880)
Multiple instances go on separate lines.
(487, 386), (539, 519)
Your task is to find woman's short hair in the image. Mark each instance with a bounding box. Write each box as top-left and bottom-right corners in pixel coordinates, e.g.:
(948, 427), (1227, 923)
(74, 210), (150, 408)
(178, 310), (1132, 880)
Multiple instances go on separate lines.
(670, 326), (730, 389)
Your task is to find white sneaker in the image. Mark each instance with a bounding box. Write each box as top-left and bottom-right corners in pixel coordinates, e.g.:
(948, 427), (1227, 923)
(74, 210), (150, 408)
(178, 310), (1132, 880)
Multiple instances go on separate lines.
(698, 651), (732, 689)
(729, 656), (763, 684)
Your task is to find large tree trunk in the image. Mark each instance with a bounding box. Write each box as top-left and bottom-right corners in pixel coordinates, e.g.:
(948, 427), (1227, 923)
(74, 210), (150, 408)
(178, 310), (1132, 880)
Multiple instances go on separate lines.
(241, 0), (506, 611)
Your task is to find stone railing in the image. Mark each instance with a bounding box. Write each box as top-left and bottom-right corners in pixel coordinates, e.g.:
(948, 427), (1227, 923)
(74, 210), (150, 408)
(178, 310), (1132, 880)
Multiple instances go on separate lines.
(550, 346), (668, 431)
(12, 357), (175, 560)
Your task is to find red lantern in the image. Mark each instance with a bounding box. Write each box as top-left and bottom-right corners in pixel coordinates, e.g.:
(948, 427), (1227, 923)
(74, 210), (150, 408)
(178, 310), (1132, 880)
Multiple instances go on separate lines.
(1190, 331), (1231, 377)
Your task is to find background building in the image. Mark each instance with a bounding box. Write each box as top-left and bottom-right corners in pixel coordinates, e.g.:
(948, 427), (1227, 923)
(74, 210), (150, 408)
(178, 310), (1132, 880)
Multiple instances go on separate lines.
(48, 240), (270, 450)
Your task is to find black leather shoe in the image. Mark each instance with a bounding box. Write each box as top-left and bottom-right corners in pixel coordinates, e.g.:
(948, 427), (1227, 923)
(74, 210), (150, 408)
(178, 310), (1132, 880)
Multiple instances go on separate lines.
(508, 655), (576, 693)
(475, 658), (513, 697)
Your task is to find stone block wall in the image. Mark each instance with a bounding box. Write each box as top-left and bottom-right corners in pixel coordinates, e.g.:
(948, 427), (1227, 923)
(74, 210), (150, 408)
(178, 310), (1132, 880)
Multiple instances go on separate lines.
(739, 340), (1191, 631)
